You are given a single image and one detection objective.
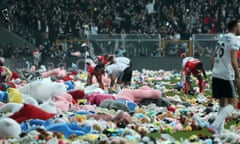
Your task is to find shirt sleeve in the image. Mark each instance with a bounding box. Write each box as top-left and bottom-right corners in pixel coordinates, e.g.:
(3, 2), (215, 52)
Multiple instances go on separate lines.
(105, 66), (112, 74)
(231, 37), (240, 50)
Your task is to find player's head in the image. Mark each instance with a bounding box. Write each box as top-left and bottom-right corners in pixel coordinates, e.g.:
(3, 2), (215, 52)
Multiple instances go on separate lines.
(107, 55), (114, 64)
(228, 20), (240, 35)
(180, 52), (186, 59)
(94, 63), (105, 74)
(196, 62), (203, 70)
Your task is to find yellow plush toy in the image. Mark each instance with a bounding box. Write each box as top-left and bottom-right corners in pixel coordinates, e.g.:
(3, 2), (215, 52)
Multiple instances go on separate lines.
(183, 125), (192, 132)
(7, 88), (23, 103)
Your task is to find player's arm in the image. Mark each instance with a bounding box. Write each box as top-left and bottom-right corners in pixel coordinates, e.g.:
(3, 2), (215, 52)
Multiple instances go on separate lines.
(201, 66), (207, 79)
(210, 49), (216, 70)
(231, 49), (240, 79)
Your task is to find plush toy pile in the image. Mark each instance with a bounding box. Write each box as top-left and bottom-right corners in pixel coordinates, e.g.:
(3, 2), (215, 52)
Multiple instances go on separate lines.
(0, 67), (240, 144)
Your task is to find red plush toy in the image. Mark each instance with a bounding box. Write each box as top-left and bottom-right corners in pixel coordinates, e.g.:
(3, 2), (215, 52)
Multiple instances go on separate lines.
(9, 103), (55, 123)
(68, 90), (85, 101)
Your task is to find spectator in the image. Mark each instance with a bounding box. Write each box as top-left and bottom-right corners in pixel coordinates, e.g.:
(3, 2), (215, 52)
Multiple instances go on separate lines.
(115, 44), (127, 57)
(203, 47), (212, 57)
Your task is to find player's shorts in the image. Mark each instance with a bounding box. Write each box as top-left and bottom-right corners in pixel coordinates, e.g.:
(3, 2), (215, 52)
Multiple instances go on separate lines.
(212, 77), (238, 99)
(118, 66), (132, 83)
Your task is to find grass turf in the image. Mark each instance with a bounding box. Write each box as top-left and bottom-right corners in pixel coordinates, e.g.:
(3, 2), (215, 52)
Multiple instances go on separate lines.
(148, 120), (236, 141)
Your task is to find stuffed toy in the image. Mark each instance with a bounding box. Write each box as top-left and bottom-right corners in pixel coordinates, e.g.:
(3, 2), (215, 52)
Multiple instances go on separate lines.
(41, 67), (67, 78)
(0, 103), (23, 113)
(134, 125), (149, 136)
(7, 88), (23, 103)
(39, 101), (58, 114)
(139, 97), (171, 107)
(19, 78), (66, 103)
(21, 94), (38, 106)
(9, 103), (55, 123)
(112, 111), (132, 125)
(86, 93), (116, 106)
(183, 125), (192, 132)
(78, 104), (97, 113)
(115, 99), (138, 113)
(0, 117), (21, 139)
(79, 134), (103, 143)
(0, 81), (17, 91)
(99, 100), (130, 112)
(52, 82), (67, 96)
(73, 81), (85, 90)
(46, 123), (91, 139)
(64, 81), (74, 91)
(84, 83), (104, 96)
(117, 86), (162, 103)
(54, 96), (72, 112)
(68, 90), (85, 101)
(0, 90), (8, 103)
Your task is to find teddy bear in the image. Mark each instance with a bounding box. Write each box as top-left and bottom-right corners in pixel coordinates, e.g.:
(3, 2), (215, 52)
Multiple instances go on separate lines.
(9, 103), (56, 123)
(0, 117), (21, 139)
(19, 78), (67, 103)
(0, 90), (8, 103)
(7, 88), (23, 103)
(39, 100), (58, 114)
(86, 93), (116, 106)
(99, 99), (130, 112)
(117, 86), (162, 104)
(0, 102), (23, 113)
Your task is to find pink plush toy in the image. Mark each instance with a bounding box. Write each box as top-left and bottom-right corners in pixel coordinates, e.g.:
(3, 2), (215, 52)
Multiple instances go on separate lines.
(116, 89), (135, 102)
(41, 67), (66, 78)
(54, 92), (76, 112)
(117, 86), (162, 103)
(86, 93), (116, 106)
(92, 74), (111, 88)
(54, 96), (71, 112)
(78, 105), (97, 113)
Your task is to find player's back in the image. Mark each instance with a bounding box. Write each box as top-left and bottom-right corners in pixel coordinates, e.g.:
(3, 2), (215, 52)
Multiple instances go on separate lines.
(212, 33), (239, 80)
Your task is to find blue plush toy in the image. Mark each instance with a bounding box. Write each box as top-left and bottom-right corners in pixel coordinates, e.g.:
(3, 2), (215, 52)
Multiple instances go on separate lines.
(64, 81), (74, 91)
(0, 90), (8, 102)
(115, 99), (138, 113)
(176, 82), (184, 91)
(21, 119), (92, 138)
(46, 123), (91, 138)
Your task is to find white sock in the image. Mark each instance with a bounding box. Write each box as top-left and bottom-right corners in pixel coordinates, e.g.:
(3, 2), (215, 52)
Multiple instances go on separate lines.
(216, 107), (224, 132)
(212, 105), (234, 130)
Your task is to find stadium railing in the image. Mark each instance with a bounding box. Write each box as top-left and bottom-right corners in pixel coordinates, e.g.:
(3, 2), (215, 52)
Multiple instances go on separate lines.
(192, 34), (222, 58)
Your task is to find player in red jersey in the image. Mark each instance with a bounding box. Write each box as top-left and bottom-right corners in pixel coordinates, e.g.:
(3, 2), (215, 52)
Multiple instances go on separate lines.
(181, 55), (207, 95)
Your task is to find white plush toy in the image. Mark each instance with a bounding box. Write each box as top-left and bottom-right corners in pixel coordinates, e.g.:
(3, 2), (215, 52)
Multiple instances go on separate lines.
(0, 103), (23, 113)
(19, 78), (67, 103)
(0, 117), (21, 139)
(39, 100), (57, 114)
(21, 94), (38, 106)
(84, 83), (104, 95)
(52, 82), (67, 96)
(73, 81), (85, 90)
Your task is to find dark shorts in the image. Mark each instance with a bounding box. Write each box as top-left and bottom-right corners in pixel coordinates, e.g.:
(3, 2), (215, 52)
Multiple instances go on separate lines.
(212, 77), (237, 99)
(118, 66), (132, 83)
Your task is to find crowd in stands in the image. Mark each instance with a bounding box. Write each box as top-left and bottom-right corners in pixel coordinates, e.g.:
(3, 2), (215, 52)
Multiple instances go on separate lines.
(1, 0), (239, 59)
(3, 0), (240, 43)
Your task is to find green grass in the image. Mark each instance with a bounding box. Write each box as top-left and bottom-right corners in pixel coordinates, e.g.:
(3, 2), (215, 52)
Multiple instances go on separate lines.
(148, 120), (236, 141)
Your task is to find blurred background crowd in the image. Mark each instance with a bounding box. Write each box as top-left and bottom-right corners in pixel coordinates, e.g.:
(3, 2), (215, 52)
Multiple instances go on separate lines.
(1, 0), (240, 59)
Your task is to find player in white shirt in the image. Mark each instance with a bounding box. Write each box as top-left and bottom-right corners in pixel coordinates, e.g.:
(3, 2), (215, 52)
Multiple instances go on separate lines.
(209, 20), (240, 134)
(105, 57), (132, 91)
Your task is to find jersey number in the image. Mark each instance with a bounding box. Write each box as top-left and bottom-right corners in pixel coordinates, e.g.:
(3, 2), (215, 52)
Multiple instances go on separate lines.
(215, 43), (225, 58)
